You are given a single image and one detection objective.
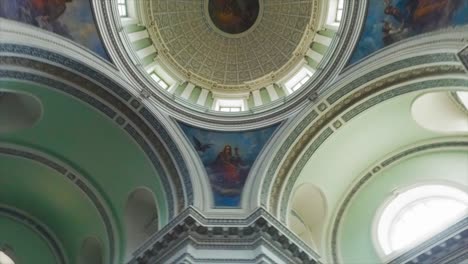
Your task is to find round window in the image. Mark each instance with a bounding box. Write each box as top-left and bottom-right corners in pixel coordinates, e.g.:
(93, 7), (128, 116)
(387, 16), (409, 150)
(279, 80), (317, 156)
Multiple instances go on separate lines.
(376, 185), (468, 255)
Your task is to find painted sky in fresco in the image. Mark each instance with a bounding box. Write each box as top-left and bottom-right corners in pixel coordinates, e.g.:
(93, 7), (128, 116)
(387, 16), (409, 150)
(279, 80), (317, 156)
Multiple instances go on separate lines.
(349, 0), (468, 64)
(0, 0), (109, 60)
(180, 123), (279, 207)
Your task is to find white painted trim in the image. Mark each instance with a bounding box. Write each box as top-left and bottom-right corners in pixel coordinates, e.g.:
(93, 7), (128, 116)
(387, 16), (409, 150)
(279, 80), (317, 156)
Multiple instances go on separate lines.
(181, 83), (195, 99)
(128, 30), (149, 42)
(266, 85), (279, 101)
(306, 49), (324, 63)
(136, 45), (156, 59)
(196, 89), (209, 106)
(252, 90), (263, 107)
(314, 34), (332, 47)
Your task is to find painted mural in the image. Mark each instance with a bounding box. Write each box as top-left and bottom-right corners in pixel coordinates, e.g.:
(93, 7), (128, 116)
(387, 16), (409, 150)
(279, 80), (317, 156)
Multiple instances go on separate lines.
(0, 0), (109, 60)
(180, 123), (279, 207)
(208, 0), (260, 34)
(350, 0), (468, 64)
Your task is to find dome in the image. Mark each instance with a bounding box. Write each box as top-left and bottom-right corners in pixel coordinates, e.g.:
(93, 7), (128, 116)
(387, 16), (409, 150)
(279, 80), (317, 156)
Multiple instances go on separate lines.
(147, 0), (316, 89)
(114, 0), (343, 114)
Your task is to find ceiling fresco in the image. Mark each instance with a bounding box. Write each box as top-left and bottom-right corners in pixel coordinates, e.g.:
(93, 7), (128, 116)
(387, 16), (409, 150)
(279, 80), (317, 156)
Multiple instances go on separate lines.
(179, 123), (279, 207)
(208, 0), (260, 34)
(349, 0), (468, 64)
(0, 0), (109, 60)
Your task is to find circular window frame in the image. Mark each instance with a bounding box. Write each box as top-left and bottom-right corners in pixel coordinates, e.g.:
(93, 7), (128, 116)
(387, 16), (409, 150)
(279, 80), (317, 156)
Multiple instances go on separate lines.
(371, 182), (468, 261)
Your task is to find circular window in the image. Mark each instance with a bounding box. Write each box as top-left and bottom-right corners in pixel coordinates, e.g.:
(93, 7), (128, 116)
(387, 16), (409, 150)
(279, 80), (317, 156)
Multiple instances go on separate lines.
(0, 250), (15, 264)
(376, 185), (468, 256)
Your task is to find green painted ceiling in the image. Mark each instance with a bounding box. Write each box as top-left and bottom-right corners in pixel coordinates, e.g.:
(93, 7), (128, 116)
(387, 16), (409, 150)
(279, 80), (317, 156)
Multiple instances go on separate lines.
(293, 91), (442, 213)
(0, 216), (56, 264)
(0, 80), (171, 263)
(290, 89), (468, 261)
(0, 155), (106, 263)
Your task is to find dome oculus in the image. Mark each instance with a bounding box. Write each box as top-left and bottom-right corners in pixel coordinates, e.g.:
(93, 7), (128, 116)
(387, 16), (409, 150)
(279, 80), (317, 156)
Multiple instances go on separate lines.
(208, 0), (260, 34)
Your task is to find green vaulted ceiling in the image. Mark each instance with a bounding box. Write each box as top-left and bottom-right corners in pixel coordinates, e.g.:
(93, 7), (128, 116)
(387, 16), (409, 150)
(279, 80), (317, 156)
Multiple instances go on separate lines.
(0, 80), (170, 264)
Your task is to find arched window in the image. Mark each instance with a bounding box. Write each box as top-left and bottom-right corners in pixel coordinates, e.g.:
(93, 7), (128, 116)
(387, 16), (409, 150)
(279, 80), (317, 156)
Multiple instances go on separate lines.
(376, 185), (468, 256)
(79, 237), (103, 264)
(124, 188), (159, 258)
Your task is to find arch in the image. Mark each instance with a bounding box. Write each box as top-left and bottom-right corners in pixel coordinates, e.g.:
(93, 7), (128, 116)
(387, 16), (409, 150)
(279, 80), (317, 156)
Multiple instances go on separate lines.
(0, 90), (42, 133)
(124, 187), (159, 258)
(411, 91), (468, 133)
(288, 184), (327, 251)
(79, 237), (103, 264)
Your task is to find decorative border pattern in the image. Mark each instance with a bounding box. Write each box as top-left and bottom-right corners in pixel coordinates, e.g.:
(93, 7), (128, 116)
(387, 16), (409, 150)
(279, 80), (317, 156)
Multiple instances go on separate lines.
(330, 140), (468, 263)
(0, 205), (67, 264)
(0, 43), (194, 212)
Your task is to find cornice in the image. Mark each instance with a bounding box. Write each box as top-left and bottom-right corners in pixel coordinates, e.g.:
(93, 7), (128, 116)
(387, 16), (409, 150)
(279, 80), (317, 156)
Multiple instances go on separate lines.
(129, 207), (321, 264)
(93, 0), (365, 128)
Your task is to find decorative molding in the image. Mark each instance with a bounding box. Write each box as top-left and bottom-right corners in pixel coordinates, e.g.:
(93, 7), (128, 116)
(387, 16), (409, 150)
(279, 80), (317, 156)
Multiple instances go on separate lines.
(128, 207), (321, 264)
(0, 205), (67, 264)
(329, 140), (468, 263)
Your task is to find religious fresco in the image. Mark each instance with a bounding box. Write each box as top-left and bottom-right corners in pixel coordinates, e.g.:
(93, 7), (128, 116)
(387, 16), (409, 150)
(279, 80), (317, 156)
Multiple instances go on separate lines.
(180, 123), (279, 207)
(349, 0), (468, 64)
(0, 0), (109, 60)
(208, 0), (260, 34)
